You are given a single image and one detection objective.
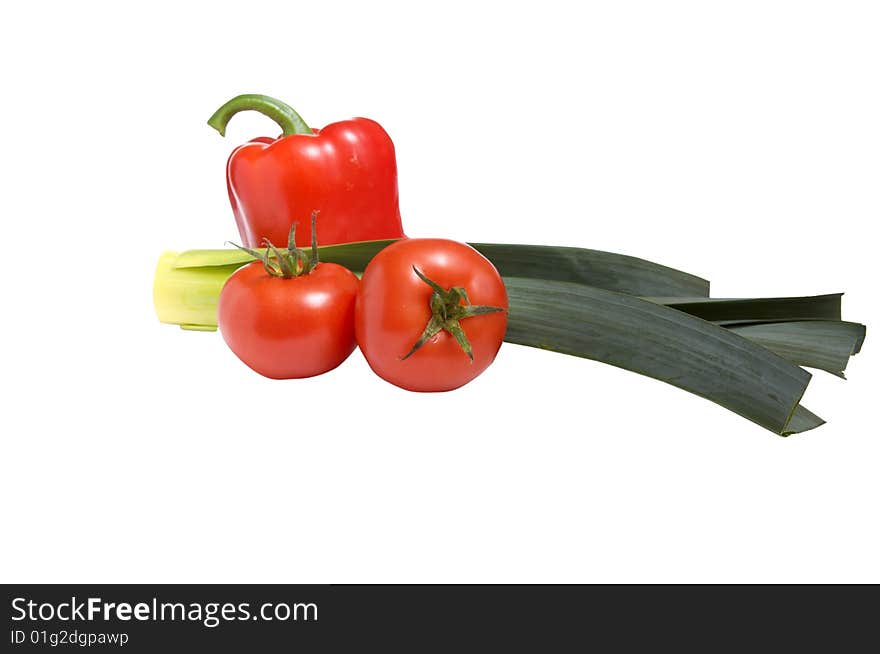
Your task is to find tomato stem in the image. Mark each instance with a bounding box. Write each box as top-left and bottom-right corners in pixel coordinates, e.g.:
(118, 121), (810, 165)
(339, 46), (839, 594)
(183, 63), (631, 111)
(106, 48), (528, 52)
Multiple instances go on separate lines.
(402, 267), (506, 361)
(228, 212), (321, 278)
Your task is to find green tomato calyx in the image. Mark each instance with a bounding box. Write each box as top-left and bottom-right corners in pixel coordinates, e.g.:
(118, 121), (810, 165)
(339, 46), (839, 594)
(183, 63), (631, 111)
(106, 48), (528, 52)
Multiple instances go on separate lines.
(402, 266), (506, 362)
(228, 211), (321, 278)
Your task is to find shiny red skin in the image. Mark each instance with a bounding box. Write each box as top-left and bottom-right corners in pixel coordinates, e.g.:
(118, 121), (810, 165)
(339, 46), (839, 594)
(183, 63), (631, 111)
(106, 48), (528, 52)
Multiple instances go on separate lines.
(226, 118), (405, 248)
(218, 261), (360, 379)
(355, 239), (508, 392)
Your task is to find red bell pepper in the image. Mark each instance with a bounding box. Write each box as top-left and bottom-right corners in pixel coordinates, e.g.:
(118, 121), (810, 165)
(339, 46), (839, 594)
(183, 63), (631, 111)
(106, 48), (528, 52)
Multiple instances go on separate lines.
(208, 94), (405, 248)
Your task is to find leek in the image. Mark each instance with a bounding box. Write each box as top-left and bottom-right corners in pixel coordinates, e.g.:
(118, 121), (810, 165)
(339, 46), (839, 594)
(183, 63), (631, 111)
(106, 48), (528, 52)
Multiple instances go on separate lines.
(153, 242), (866, 435)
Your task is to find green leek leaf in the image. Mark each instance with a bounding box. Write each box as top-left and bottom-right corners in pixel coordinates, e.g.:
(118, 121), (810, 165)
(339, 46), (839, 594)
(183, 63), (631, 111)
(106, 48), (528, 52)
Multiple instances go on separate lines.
(727, 321), (866, 378)
(502, 277), (817, 436)
(646, 294), (842, 324)
(469, 243), (710, 297)
(174, 241), (711, 298)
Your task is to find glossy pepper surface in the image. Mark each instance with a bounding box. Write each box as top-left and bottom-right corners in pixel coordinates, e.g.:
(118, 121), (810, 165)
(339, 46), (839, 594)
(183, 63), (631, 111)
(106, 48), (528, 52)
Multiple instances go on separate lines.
(208, 94), (405, 248)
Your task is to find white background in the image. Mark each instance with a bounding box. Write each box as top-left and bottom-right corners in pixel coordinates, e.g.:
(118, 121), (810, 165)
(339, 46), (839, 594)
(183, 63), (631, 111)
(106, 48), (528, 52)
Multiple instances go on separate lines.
(1, 1), (877, 583)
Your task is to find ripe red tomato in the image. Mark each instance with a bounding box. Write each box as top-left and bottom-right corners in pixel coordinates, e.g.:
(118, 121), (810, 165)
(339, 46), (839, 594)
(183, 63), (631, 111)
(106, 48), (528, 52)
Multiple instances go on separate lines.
(355, 238), (508, 392)
(218, 260), (360, 379)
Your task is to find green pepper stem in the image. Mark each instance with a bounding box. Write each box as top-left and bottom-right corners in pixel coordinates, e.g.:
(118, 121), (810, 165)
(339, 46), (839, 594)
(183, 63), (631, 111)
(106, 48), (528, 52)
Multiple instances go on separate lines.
(207, 94), (312, 137)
